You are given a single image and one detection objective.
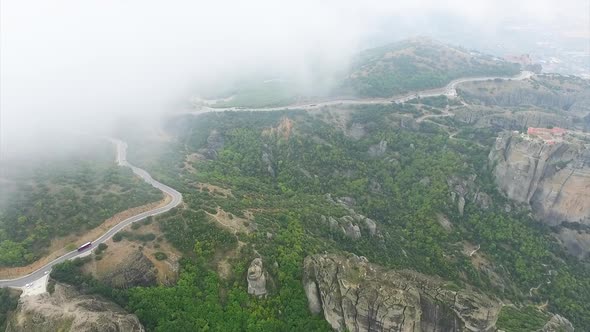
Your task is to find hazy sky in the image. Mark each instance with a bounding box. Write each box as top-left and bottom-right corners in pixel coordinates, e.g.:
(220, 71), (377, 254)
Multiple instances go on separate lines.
(1, 0), (588, 157)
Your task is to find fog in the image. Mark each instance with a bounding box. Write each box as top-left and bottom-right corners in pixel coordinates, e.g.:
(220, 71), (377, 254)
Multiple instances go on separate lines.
(1, 0), (588, 158)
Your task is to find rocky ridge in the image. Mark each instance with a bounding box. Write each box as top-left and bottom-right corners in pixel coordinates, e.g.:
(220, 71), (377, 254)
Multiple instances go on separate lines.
(322, 195), (379, 240)
(303, 254), (503, 332)
(303, 254), (574, 332)
(457, 74), (590, 122)
(6, 283), (144, 332)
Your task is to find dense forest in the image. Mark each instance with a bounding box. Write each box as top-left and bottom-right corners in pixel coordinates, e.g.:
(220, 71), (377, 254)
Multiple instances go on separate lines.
(0, 141), (163, 267)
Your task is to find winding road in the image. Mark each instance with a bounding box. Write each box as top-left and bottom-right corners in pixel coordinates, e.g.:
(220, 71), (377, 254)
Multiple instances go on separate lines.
(0, 139), (182, 288)
(0, 70), (533, 289)
(192, 71), (533, 114)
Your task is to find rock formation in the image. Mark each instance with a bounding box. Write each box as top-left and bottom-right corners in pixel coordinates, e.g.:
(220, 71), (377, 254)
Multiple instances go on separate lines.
(368, 140), (387, 157)
(198, 129), (225, 160)
(6, 283), (144, 332)
(539, 314), (575, 332)
(454, 107), (575, 132)
(448, 175), (493, 215)
(322, 195), (379, 239)
(303, 254), (502, 332)
(100, 250), (158, 288)
(456, 74), (590, 132)
(556, 227), (590, 260)
(458, 74), (590, 120)
(489, 131), (590, 226)
(247, 258), (267, 297)
(261, 149), (276, 177)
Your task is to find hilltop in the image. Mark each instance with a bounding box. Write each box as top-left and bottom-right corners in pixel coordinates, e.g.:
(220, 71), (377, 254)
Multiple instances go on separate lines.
(340, 37), (520, 97)
(204, 37), (521, 107)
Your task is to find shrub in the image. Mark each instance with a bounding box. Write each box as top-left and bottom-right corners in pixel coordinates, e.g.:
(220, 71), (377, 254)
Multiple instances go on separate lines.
(137, 233), (156, 242)
(47, 279), (56, 294)
(112, 233), (123, 242)
(154, 252), (168, 261)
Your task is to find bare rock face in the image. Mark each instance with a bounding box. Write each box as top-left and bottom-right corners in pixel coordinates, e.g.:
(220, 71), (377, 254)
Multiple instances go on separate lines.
(303, 254), (502, 332)
(448, 175), (493, 215)
(198, 129), (225, 160)
(458, 196), (466, 216)
(489, 131), (590, 226)
(6, 283), (144, 332)
(556, 228), (590, 259)
(454, 107), (574, 132)
(368, 140), (387, 157)
(539, 314), (575, 332)
(100, 250), (158, 288)
(247, 258), (267, 297)
(457, 74), (590, 120)
(322, 195), (379, 240)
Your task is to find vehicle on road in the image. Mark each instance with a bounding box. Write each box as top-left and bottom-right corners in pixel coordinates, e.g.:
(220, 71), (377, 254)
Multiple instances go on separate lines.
(77, 242), (92, 252)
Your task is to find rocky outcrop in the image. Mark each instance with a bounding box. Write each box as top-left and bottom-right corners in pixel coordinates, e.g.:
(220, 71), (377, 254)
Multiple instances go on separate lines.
(247, 258), (267, 297)
(539, 314), (575, 332)
(456, 75), (590, 132)
(448, 175), (493, 215)
(489, 131), (590, 226)
(323, 195), (379, 239)
(6, 283), (143, 332)
(368, 140), (387, 157)
(261, 148), (276, 177)
(198, 129), (225, 159)
(555, 228), (590, 259)
(100, 250), (157, 288)
(303, 254), (502, 332)
(458, 75), (590, 120)
(454, 107), (575, 132)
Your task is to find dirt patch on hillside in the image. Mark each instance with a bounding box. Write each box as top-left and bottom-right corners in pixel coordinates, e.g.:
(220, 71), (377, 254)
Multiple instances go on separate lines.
(183, 153), (203, 174)
(0, 194), (171, 279)
(195, 183), (233, 198)
(206, 207), (252, 234)
(215, 241), (246, 279)
(83, 220), (181, 285)
(262, 117), (294, 140)
(462, 242), (506, 291)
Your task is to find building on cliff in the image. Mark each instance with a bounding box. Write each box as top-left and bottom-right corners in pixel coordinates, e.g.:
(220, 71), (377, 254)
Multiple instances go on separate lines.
(526, 127), (567, 144)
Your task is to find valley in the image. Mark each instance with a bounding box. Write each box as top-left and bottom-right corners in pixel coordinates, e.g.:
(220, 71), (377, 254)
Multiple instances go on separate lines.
(1, 38), (589, 332)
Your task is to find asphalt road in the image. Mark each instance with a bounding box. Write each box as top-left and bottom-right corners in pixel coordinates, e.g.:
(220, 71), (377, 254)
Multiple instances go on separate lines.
(0, 139), (182, 288)
(190, 71), (533, 115)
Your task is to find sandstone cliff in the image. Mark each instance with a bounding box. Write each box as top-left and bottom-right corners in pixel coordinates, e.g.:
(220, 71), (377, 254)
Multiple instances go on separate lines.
(458, 74), (590, 121)
(303, 254), (502, 332)
(454, 106), (576, 132)
(5, 283), (143, 332)
(489, 131), (590, 226)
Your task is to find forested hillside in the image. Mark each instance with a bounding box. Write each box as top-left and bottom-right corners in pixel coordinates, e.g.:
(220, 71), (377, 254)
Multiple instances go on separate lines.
(341, 37), (520, 97)
(204, 38), (520, 108)
(0, 141), (163, 267)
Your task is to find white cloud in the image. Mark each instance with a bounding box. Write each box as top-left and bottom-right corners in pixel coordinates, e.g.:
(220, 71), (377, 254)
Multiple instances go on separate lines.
(1, 0), (587, 156)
